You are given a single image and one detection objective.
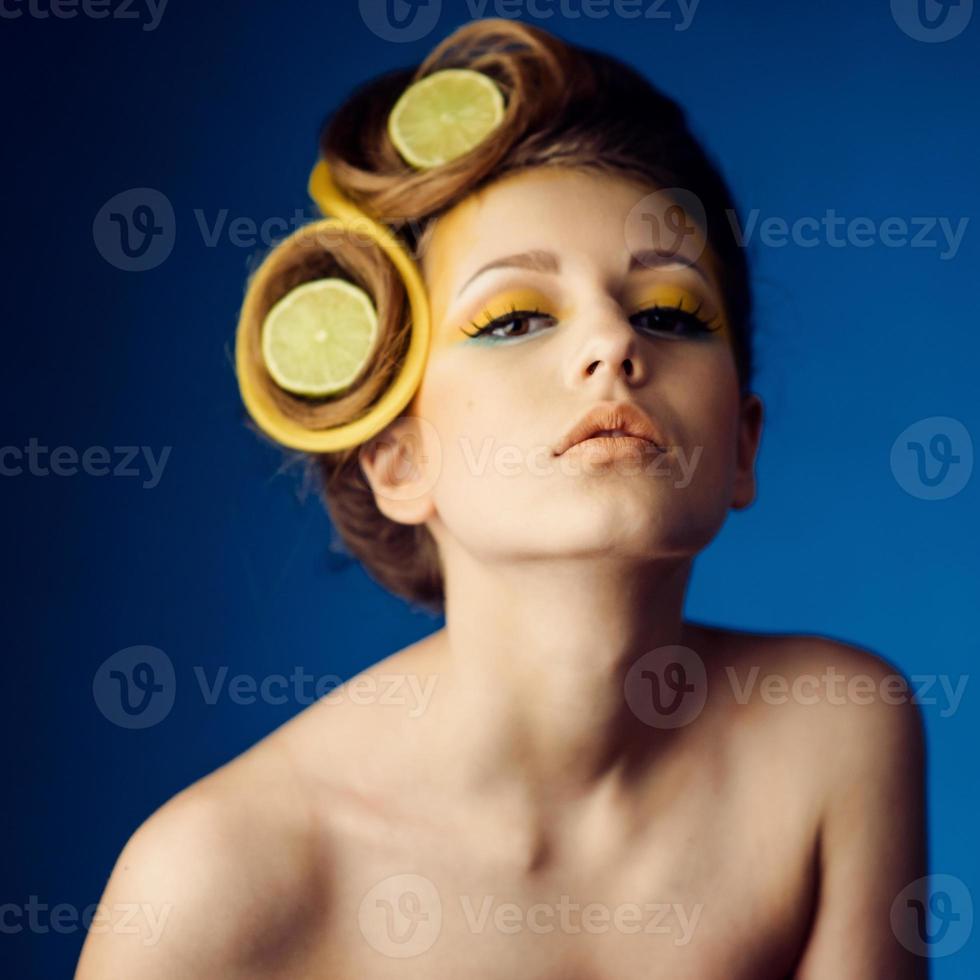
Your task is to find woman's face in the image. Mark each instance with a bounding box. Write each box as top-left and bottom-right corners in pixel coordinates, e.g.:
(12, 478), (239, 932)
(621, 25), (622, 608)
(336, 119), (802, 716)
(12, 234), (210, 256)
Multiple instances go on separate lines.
(368, 166), (762, 565)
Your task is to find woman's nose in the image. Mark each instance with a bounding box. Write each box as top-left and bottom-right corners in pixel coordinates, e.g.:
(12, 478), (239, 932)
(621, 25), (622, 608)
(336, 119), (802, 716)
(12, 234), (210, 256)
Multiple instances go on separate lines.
(565, 301), (648, 388)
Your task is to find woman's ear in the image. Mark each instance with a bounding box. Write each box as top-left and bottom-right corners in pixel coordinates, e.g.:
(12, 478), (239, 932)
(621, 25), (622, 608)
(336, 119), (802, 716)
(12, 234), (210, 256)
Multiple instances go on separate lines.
(731, 392), (764, 510)
(358, 415), (439, 525)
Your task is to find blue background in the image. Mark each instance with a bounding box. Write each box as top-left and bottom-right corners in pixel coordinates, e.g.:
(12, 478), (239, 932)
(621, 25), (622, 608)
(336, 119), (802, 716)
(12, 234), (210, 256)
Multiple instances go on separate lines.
(3, 1), (977, 975)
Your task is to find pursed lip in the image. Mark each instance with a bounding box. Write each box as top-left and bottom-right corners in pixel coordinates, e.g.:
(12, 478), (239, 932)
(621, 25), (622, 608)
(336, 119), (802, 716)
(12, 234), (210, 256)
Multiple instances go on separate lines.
(553, 400), (668, 456)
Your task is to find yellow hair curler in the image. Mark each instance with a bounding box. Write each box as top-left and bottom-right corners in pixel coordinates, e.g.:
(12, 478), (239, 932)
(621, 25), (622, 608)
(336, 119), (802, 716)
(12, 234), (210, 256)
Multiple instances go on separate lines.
(234, 160), (431, 453)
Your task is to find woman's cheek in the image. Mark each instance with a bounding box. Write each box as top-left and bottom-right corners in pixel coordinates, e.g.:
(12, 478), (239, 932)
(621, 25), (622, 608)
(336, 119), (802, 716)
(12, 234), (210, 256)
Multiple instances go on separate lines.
(661, 354), (740, 490)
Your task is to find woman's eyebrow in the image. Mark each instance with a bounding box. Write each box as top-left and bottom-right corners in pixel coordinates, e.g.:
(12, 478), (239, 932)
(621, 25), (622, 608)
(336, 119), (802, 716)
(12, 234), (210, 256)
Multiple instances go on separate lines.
(456, 249), (559, 299)
(628, 249), (710, 285)
(454, 247), (710, 300)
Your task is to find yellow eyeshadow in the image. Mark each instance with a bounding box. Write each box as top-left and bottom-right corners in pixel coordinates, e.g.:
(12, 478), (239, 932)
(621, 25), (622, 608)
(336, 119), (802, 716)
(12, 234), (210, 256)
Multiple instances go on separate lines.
(628, 286), (730, 339)
(471, 289), (560, 319)
(628, 285), (705, 315)
(446, 286), (732, 344)
(456, 289), (564, 336)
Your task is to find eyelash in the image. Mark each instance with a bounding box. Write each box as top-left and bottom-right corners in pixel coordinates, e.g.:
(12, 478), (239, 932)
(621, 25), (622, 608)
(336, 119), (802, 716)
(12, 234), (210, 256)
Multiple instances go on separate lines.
(460, 299), (723, 343)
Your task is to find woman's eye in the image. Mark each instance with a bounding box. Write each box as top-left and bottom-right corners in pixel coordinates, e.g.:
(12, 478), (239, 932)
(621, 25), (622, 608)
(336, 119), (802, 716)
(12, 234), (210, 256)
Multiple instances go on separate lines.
(629, 305), (717, 338)
(462, 304), (720, 344)
(463, 310), (556, 342)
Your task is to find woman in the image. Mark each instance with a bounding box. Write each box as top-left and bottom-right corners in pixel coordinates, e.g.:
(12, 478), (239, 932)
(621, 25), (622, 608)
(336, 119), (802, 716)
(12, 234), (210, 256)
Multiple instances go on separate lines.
(76, 18), (928, 979)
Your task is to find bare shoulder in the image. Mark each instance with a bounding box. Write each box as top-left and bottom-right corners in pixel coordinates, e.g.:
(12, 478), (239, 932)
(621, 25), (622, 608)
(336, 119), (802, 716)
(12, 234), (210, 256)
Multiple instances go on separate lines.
(682, 629), (930, 976)
(76, 633), (446, 975)
(75, 736), (323, 979)
(688, 620), (921, 704)
(686, 619), (927, 781)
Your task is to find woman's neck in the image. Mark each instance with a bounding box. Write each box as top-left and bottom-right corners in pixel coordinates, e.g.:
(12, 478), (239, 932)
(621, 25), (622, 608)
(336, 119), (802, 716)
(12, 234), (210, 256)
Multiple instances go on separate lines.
(427, 550), (697, 844)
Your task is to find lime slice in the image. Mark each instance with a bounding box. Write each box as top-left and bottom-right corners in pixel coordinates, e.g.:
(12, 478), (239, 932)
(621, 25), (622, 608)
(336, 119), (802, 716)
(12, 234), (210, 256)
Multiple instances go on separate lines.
(261, 278), (379, 397)
(388, 68), (505, 169)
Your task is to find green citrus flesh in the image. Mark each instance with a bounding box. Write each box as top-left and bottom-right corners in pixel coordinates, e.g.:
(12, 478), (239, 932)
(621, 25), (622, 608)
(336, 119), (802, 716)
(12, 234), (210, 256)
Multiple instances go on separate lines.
(388, 68), (505, 169)
(261, 278), (379, 397)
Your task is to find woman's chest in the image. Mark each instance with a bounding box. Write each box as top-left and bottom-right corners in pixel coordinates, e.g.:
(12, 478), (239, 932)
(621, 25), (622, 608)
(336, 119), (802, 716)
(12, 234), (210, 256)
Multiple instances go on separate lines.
(301, 776), (819, 979)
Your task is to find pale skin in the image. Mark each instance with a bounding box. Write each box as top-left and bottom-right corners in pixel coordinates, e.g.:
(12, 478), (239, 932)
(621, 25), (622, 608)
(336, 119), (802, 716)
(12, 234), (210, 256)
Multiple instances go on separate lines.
(76, 168), (929, 978)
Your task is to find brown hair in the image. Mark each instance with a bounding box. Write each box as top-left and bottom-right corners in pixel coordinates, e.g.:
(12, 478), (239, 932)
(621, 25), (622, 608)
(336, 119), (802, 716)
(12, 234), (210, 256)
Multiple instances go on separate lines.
(236, 17), (754, 616)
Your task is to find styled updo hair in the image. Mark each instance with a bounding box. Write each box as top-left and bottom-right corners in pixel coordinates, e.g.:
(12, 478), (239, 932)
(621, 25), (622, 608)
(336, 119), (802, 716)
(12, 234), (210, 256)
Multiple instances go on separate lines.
(236, 17), (754, 616)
